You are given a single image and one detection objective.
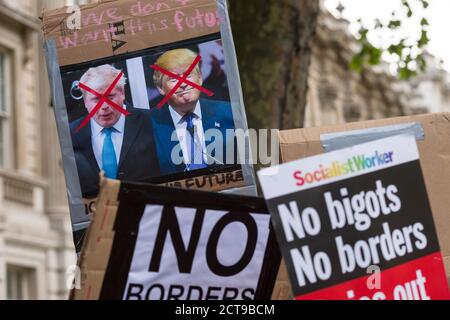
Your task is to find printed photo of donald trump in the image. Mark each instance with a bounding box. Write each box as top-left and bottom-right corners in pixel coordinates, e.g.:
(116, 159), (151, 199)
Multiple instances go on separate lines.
(149, 47), (237, 176)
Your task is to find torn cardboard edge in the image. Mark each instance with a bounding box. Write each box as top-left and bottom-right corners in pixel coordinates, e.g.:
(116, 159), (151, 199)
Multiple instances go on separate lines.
(271, 112), (450, 300)
(72, 176), (121, 300)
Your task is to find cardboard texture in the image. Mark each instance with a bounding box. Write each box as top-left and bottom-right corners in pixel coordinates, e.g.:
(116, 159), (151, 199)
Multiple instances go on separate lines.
(272, 112), (450, 299)
(72, 177), (121, 300)
(161, 169), (246, 191)
(42, 0), (220, 67)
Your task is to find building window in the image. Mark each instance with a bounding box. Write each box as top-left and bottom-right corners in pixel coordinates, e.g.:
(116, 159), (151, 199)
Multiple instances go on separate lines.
(0, 53), (5, 167)
(0, 50), (12, 168)
(6, 265), (37, 300)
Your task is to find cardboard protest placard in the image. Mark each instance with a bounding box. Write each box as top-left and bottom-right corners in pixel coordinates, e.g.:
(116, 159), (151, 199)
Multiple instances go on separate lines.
(41, 0), (256, 249)
(258, 134), (450, 300)
(267, 112), (450, 299)
(72, 178), (280, 300)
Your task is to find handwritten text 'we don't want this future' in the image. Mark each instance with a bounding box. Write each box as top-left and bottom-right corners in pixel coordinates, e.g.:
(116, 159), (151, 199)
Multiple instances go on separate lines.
(61, 0), (223, 49)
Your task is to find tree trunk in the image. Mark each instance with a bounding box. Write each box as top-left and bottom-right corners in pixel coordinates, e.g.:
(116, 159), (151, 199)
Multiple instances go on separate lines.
(229, 0), (320, 130)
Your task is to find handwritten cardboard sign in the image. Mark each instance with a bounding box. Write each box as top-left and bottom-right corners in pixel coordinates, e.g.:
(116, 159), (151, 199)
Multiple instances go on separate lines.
(42, 0), (221, 67)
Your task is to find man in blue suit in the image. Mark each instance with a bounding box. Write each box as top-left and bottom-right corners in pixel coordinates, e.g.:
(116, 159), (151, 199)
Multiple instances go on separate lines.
(70, 64), (160, 197)
(151, 49), (237, 176)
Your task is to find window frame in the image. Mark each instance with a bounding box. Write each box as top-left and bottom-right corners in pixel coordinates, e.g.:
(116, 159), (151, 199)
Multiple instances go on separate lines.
(0, 47), (13, 169)
(6, 265), (37, 300)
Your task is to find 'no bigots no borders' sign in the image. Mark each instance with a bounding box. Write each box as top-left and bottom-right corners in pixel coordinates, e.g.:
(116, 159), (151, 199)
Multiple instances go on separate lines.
(258, 134), (450, 300)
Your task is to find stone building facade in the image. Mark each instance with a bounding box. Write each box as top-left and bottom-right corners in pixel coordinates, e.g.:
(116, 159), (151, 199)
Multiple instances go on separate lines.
(407, 52), (450, 114)
(0, 0), (80, 300)
(304, 2), (450, 128)
(305, 7), (405, 128)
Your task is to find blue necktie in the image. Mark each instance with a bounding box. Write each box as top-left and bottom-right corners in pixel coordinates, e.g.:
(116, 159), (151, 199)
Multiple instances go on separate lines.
(184, 113), (207, 171)
(102, 127), (118, 179)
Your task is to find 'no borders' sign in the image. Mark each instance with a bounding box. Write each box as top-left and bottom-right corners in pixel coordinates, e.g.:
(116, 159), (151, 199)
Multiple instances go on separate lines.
(97, 183), (280, 300)
(258, 134), (450, 300)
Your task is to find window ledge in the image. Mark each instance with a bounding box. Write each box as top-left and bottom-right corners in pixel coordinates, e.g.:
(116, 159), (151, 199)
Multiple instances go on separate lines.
(0, 3), (41, 31)
(0, 169), (47, 207)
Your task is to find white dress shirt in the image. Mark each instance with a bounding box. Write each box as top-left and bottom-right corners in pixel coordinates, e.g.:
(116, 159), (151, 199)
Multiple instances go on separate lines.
(169, 102), (207, 165)
(90, 114), (125, 169)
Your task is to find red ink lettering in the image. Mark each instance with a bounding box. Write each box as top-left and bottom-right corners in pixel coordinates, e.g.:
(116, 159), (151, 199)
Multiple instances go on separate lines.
(130, 1), (171, 16)
(172, 9), (220, 32)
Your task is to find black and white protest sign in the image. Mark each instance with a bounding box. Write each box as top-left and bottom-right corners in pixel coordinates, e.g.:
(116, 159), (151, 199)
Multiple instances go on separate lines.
(258, 135), (450, 300)
(98, 183), (280, 300)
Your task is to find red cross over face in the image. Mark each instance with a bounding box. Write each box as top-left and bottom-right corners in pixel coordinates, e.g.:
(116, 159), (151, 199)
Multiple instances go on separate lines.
(158, 64), (203, 113)
(80, 72), (128, 130)
(151, 54), (214, 114)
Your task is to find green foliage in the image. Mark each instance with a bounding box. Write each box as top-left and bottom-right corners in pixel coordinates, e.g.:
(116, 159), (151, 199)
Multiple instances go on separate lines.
(351, 0), (430, 80)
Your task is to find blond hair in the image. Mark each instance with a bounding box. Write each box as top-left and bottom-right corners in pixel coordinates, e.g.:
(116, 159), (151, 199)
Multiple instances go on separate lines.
(79, 64), (127, 97)
(153, 49), (201, 88)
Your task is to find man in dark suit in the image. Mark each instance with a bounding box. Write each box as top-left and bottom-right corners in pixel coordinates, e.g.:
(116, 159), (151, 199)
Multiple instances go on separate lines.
(70, 64), (160, 197)
(151, 49), (237, 176)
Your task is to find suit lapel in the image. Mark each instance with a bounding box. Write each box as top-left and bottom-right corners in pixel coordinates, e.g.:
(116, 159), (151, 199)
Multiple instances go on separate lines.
(119, 111), (143, 169)
(200, 99), (218, 133)
(76, 122), (100, 173)
(200, 100), (229, 164)
(154, 106), (182, 171)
